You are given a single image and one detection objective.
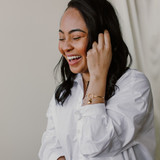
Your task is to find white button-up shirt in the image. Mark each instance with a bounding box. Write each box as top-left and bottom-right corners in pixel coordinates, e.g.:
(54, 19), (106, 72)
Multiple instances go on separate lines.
(39, 69), (155, 160)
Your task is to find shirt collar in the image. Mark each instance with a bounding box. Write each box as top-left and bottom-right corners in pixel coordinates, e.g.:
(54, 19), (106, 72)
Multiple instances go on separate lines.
(74, 73), (83, 84)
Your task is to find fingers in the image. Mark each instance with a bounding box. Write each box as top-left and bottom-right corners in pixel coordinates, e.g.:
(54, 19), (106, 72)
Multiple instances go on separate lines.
(87, 41), (97, 56)
(88, 30), (111, 55)
(98, 33), (104, 49)
(92, 41), (98, 53)
(92, 41), (98, 49)
(97, 30), (111, 50)
(104, 30), (111, 49)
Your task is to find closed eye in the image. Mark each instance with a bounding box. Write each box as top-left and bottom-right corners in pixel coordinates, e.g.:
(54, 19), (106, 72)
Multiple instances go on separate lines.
(73, 37), (81, 40)
(59, 38), (65, 41)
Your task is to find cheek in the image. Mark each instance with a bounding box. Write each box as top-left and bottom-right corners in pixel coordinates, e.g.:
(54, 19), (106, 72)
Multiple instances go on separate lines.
(79, 43), (88, 56)
(76, 39), (88, 56)
(81, 48), (87, 57)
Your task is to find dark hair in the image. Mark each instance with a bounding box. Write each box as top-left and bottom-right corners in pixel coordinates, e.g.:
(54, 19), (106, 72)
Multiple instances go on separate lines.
(54, 0), (132, 105)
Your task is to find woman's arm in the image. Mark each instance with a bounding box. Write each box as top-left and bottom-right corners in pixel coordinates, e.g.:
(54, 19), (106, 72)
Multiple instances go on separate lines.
(78, 31), (154, 157)
(76, 70), (154, 158)
(39, 97), (65, 160)
(83, 30), (112, 105)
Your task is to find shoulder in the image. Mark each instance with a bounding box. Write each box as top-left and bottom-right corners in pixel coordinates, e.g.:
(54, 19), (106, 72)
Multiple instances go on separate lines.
(49, 93), (57, 107)
(46, 93), (59, 116)
(108, 69), (152, 104)
(107, 69), (153, 120)
(116, 69), (151, 90)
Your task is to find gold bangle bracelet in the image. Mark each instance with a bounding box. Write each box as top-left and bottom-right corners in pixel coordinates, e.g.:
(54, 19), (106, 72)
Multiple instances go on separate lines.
(87, 93), (105, 104)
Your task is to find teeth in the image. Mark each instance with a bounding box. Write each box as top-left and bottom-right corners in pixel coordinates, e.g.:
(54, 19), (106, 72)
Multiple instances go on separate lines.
(67, 56), (81, 61)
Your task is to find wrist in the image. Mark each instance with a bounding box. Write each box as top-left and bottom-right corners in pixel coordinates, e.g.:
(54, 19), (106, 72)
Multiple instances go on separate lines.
(90, 75), (107, 84)
(82, 93), (105, 105)
(85, 77), (107, 100)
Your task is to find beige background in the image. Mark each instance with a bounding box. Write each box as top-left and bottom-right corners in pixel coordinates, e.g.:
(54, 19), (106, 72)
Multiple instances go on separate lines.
(0, 0), (68, 160)
(0, 0), (159, 160)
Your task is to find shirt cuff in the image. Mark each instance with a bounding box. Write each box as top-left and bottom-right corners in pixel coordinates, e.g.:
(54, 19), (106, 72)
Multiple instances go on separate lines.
(48, 149), (65, 160)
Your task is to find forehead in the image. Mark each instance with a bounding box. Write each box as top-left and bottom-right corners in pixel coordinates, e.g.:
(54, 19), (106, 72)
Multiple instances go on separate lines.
(60, 7), (88, 32)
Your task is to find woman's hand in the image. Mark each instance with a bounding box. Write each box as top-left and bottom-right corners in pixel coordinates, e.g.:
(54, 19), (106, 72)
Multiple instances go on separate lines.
(87, 30), (112, 81)
(57, 156), (66, 160)
(82, 30), (112, 105)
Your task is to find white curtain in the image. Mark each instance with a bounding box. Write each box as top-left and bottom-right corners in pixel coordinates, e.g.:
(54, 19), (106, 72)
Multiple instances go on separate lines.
(108, 0), (160, 159)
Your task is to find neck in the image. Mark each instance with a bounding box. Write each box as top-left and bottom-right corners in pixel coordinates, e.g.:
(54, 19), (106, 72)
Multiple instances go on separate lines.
(82, 72), (90, 98)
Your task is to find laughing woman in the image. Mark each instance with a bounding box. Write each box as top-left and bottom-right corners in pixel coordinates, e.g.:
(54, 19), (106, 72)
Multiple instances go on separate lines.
(39, 0), (156, 160)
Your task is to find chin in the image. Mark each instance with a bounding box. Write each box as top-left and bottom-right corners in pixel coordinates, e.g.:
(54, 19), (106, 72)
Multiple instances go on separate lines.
(69, 67), (88, 75)
(69, 65), (82, 73)
(68, 61), (87, 74)
(69, 68), (80, 74)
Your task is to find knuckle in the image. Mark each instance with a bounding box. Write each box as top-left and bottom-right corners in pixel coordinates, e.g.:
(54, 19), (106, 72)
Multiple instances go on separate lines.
(97, 45), (102, 50)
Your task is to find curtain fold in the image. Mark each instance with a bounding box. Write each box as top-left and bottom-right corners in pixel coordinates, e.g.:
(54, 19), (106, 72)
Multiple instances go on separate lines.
(108, 0), (160, 159)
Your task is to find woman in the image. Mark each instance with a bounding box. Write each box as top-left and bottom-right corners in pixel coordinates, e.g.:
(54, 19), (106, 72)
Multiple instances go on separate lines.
(39, 0), (155, 159)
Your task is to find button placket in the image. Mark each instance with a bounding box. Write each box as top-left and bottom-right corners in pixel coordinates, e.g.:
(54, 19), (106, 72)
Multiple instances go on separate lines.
(74, 110), (82, 121)
(77, 81), (84, 107)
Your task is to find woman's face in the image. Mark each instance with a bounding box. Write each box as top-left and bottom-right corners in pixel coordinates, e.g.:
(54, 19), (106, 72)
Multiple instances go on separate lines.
(58, 7), (89, 74)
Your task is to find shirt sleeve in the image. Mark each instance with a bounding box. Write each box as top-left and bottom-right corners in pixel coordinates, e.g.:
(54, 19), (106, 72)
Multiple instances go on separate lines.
(74, 71), (154, 158)
(39, 99), (64, 160)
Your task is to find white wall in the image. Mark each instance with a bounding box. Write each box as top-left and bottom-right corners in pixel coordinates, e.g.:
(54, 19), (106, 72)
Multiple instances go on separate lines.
(0, 0), (69, 160)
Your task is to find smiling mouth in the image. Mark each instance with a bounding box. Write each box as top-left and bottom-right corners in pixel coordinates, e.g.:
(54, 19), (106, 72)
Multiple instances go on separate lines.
(67, 56), (82, 65)
(67, 56), (82, 62)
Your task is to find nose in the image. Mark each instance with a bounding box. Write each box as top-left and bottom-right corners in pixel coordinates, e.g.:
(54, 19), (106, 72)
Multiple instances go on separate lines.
(63, 39), (73, 53)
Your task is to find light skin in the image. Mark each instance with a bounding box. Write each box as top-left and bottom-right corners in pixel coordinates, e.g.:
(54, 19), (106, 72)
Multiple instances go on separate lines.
(58, 8), (89, 77)
(57, 156), (65, 160)
(58, 7), (112, 160)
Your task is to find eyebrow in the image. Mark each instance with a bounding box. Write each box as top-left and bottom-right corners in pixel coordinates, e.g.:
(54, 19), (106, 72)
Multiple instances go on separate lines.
(59, 29), (86, 34)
